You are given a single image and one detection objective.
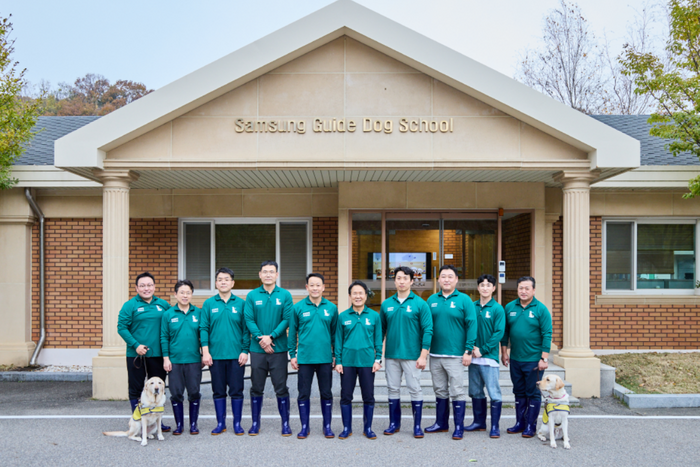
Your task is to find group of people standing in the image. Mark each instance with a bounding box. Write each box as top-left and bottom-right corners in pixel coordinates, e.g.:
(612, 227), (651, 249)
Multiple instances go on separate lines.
(117, 261), (552, 441)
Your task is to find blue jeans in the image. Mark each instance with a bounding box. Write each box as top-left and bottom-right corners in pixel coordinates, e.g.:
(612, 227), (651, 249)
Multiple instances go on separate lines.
(509, 360), (544, 401)
(468, 363), (502, 402)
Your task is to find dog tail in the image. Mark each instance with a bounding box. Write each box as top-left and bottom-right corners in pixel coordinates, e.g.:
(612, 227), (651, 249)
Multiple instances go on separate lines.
(102, 431), (128, 437)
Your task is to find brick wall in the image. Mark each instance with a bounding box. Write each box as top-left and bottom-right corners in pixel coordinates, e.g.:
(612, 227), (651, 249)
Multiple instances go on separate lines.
(313, 217), (338, 303)
(552, 217), (563, 348)
(552, 216), (700, 349)
(129, 218), (178, 302)
(502, 213), (532, 304)
(31, 219), (103, 348)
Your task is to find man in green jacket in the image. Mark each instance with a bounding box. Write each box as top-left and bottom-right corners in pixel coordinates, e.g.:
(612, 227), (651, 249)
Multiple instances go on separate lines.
(425, 265), (476, 440)
(200, 267), (250, 436)
(466, 274), (505, 438)
(160, 279), (202, 435)
(244, 260), (294, 436)
(500, 276), (552, 439)
(117, 272), (172, 432)
(381, 266), (433, 438)
(289, 273), (338, 439)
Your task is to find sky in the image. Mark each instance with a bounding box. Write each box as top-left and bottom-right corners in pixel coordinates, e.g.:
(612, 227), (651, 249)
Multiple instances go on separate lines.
(3, 0), (665, 91)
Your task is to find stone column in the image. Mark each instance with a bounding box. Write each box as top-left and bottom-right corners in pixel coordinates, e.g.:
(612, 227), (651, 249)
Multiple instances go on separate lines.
(337, 208), (350, 311)
(92, 169), (138, 400)
(0, 188), (36, 366)
(552, 171), (600, 397)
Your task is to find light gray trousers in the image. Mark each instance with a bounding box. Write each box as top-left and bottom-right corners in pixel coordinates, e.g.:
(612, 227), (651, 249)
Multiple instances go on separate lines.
(385, 358), (423, 401)
(429, 356), (466, 401)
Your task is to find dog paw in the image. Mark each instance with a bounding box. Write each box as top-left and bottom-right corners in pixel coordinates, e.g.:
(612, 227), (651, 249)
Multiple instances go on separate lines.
(564, 442), (571, 449)
(141, 441), (148, 446)
(147, 435), (154, 439)
(158, 435), (165, 441)
(538, 435), (547, 442)
(550, 441), (557, 449)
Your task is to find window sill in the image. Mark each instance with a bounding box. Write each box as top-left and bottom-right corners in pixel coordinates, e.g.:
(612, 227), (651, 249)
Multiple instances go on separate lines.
(595, 295), (700, 306)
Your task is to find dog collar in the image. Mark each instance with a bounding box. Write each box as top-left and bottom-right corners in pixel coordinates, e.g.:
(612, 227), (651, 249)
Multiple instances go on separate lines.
(132, 404), (164, 421)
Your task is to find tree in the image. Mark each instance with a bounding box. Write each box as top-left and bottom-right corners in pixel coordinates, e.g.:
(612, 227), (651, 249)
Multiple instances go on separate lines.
(0, 16), (40, 190)
(35, 74), (153, 116)
(516, 0), (608, 114)
(621, 0), (700, 197)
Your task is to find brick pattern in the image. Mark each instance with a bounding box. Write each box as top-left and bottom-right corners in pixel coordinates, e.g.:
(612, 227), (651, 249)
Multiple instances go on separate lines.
(129, 218), (178, 302)
(31, 219), (103, 348)
(551, 217), (563, 348)
(443, 229), (465, 272)
(313, 217), (339, 303)
(551, 216), (700, 349)
(502, 213), (532, 304)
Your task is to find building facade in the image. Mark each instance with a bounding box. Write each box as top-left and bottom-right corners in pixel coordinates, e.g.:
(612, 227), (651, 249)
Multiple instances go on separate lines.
(2, 1), (699, 399)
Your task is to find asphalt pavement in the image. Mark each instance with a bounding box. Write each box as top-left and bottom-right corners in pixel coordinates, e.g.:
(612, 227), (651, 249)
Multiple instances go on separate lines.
(1, 381), (699, 467)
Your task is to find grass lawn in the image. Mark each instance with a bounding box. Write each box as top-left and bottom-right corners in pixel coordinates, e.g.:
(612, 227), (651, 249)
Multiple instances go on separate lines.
(600, 352), (700, 394)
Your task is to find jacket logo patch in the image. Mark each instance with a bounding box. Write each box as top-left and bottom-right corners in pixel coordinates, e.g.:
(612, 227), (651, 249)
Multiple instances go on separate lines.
(365, 318), (371, 325)
(344, 320), (352, 325)
(431, 303), (437, 308)
(171, 318), (179, 323)
(485, 311), (491, 319)
(303, 312), (311, 317)
(276, 298), (282, 305)
(156, 306), (162, 311)
(510, 312), (517, 316)
(192, 315), (198, 322)
(212, 308), (219, 313)
(137, 307), (145, 312)
(324, 309), (330, 316)
(450, 302), (456, 308)
(529, 311), (535, 318)
(406, 306), (412, 313)
(255, 300), (263, 305)
(387, 307), (394, 311)
(232, 307), (238, 314)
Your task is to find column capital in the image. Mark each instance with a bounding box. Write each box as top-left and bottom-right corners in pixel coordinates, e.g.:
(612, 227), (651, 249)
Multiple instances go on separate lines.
(93, 169), (139, 188)
(545, 213), (560, 224)
(553, 170), (600, 190)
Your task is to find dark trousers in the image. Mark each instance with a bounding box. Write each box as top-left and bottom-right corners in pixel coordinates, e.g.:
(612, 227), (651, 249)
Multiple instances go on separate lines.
(250, 352), (289, 398)
(211, 359), (245, 400)
(297, 363), (333, 401)
(168, 362), (202, 403)
(340, 367), (375, 405)
(510, 360), (544, 401)
(126, 356), (167, 400)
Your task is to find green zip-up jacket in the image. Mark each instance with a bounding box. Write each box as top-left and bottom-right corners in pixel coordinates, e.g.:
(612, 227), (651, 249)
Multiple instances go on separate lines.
(200, 293), (251, 360)
(335, 306), (383, 367)
(117, 295), (171, 358)
(427, 290), (477, 356)
(244, 285), (293, 354)
(288, 297), (338, 364)
(473, 298), (506, 362)
(160, 304), (202, 364)
(381, 291), (433, 360)
(500, 297), (552, 362)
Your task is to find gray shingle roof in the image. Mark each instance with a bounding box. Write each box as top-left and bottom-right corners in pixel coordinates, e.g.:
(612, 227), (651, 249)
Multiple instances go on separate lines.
(16, 116), (100, 165)
(591, 115), (700, 166)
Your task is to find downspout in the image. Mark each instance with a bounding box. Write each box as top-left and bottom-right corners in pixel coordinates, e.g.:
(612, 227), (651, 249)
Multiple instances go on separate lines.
(25, 188), (45, 366)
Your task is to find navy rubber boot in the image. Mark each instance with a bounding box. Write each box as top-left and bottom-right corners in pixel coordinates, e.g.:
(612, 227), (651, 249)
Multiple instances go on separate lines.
(412, 401), (425, 438)
(465, 398), (487, 431)
(248, 396), (263, 436)
(522, 399), (541, 438)
(321, 399), (335, 438)
(189, 399), (200, 435)
(383, 399), (401, 435)
(171, 401), (184, 435)
(507, 397), (528, 434)
(451, 400), (466, 440)
(363, 404), (377, 439)
(278, 397), (292, 436)
(424, 397), (449, 433)
(231, 399), (245, 435)
(297, 400), (310, 439)
(490, 400), (502, 438)
(211, 398), (227, 435)
(339, 404), (353, 439)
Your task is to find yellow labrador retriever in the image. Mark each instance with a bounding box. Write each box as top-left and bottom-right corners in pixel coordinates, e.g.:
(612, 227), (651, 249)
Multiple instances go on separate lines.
(103, 377), (167, 446)
(537, 374), (571, 449)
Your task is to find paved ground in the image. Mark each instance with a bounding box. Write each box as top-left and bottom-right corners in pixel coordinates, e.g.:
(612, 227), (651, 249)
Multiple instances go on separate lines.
(1, 382), (699, 466)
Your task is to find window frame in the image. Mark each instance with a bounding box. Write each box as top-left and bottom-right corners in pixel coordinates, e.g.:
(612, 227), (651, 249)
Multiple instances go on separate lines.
(178, 217), (313, 296)
(602, 217), (699, 295)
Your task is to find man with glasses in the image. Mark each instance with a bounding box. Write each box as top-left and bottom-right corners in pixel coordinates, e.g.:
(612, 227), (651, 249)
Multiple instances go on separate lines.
(244, 260), (294, 436)
(381, 266), (433, 438)
(117, 272), (172, 432)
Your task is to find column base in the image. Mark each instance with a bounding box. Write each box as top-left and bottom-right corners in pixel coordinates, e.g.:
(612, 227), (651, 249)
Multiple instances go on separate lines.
(0, 341), (36, 367)
(552, 355), (601, 398)
(92, 355), (128, 400)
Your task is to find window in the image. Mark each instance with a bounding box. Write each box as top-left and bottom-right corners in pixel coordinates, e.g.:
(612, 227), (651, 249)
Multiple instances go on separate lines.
(603, 219), (697, 293)
(179, 218), (312, 294)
